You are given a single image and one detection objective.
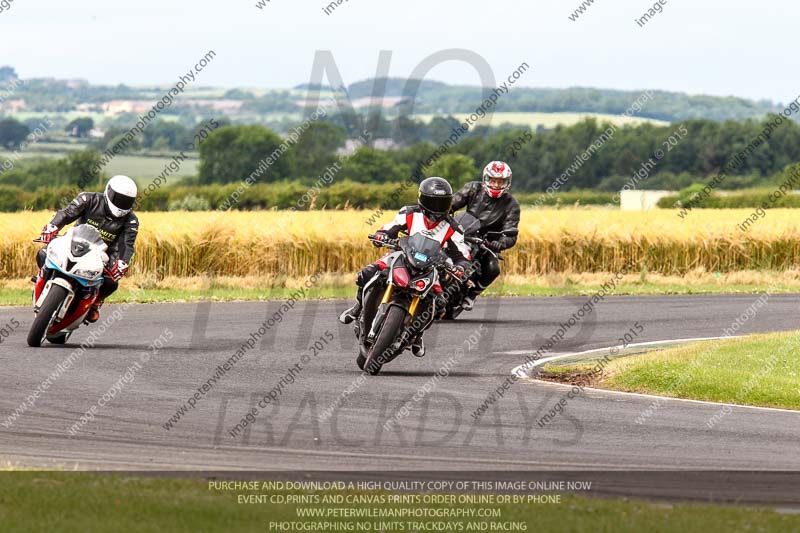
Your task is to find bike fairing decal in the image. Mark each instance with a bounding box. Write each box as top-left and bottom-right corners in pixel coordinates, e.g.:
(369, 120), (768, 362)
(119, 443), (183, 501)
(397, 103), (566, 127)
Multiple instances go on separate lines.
(45, 258), (104, 287)
(50, 298), (95, 335)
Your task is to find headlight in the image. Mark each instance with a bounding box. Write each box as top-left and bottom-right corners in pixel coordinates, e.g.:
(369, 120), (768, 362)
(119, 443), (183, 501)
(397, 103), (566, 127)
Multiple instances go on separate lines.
(47, 246), (62, 263)
(74, 269), (100, 280)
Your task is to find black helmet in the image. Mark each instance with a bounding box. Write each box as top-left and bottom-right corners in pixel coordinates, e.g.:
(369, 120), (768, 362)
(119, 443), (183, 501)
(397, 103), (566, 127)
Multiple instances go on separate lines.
(418, 177), (453, 222)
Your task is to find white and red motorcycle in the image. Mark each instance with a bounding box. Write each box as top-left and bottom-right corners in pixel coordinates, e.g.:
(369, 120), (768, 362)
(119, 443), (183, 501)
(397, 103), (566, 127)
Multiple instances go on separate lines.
(27, 224), (109, 347)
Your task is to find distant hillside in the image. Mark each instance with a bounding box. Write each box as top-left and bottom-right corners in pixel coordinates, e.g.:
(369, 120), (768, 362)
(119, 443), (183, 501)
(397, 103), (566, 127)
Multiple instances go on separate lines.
(0, 67), (786, 125)
(344, 78), (784, 123)
(413, 111), (669, 129)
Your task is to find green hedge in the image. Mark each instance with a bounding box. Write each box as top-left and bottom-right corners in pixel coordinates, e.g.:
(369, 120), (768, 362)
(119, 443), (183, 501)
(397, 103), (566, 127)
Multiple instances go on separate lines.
(517, 190), (615, 207)
(0, 181), (616, 212)
(657, 189), (800, 209)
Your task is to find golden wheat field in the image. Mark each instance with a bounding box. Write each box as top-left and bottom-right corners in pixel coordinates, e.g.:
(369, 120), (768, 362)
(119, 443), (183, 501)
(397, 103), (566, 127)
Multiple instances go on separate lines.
(3, 209), (800, 279)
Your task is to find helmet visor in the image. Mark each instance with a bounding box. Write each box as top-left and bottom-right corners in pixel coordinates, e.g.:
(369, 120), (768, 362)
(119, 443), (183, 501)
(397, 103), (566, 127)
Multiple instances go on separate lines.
(419, 193), (452, 216)
(484, 175), (510, 190)
(108, 188), (136, 211)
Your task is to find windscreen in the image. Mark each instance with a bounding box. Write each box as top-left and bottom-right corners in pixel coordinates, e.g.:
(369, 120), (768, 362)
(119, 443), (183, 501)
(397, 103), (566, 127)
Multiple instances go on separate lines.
(403, 233), (444, 269)
(455, 213), (481, 235)
(71, 224), (106, 257)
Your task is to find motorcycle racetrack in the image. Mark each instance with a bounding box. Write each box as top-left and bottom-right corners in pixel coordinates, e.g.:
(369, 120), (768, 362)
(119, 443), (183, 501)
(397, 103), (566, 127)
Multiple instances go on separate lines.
(1, 295), (799, 500)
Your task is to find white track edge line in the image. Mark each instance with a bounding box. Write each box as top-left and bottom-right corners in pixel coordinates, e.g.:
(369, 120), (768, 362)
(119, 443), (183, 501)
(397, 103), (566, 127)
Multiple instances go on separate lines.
(511, 336), (800, 415)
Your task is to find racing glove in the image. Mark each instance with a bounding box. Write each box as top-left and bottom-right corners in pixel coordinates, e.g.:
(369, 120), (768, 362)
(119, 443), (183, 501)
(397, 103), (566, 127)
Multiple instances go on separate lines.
(39, 224), (59, 244)
(453, 265), (466, 278)
(486, 240), (504, 253)
(107, 259), (129, 282)
(372, 231), (390, 248)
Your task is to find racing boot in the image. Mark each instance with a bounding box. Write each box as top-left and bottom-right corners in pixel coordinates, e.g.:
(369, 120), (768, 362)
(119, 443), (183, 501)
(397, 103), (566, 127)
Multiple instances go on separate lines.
(462, 295), (475, 312)
(411, 334), (425, 358)
(463, 281), (488, 312)
(338, 288), (363, 325)
(86, 299), (104, 324)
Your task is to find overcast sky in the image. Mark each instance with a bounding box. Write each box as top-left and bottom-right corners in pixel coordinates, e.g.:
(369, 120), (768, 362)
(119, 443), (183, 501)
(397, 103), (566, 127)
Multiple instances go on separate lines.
(1, 0), (797, 103)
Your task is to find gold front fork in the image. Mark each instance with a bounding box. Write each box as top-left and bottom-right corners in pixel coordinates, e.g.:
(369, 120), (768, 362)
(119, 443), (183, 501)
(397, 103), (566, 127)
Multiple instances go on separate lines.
(381, 284), (394, 304)
(408, 295), (420, 317)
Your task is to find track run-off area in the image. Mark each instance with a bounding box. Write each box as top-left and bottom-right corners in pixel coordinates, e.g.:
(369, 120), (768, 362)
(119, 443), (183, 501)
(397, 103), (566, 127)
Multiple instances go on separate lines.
(1, 294), (799, 503)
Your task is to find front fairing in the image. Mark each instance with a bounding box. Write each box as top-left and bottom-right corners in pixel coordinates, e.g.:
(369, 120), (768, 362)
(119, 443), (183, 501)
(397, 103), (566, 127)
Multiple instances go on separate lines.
(454, 212), (481, 236)
(45, 225), (109, 287)
(388, 242), (441, 299)
(400, 234), (446, 270)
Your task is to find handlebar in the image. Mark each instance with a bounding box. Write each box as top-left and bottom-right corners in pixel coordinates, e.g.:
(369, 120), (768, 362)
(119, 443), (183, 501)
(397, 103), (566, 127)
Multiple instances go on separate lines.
(368, 233), (467, 280)
(368, 234), (400, 250)
(463, 235), (503, 260)
(443, 265), (467, 283)
(476, 239), (503, 261)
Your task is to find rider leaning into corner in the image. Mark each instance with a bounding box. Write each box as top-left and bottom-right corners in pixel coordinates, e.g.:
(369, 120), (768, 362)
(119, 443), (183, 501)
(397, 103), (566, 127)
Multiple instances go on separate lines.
(338, 177), (472, 357)
(36, 175), (140, 323)
(451, 161), (521, 311)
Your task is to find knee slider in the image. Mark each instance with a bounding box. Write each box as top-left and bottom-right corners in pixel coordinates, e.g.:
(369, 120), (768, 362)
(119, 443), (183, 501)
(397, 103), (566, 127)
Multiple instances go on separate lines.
(481, 257), (501, 285)
(486, 257), (501, 279)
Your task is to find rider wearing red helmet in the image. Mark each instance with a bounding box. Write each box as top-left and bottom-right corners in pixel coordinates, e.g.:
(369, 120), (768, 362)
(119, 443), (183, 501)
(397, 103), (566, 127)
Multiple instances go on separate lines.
(338, 177), (471, 357)
(451, 161), (520, 310)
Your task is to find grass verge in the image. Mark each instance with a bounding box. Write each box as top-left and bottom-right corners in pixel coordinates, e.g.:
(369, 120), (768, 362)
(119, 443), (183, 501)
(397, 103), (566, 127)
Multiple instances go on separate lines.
(541, 331), (800, 410)
(0, 472), (797, 533)
(1, 272), (798, 306)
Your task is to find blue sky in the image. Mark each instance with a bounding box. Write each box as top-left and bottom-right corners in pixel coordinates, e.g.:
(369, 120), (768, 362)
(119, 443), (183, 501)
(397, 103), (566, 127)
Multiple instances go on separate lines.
(1, 0), (796, 103)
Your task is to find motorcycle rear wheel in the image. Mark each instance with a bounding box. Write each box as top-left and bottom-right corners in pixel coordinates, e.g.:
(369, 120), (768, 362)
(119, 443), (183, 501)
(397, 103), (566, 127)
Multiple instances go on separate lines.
(47, 332), (70, 345)
(443, 303), (464, 320)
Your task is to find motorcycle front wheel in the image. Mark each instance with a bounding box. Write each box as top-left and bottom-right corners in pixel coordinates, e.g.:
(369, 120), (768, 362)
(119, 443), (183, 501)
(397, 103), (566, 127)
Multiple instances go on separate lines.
(363, 305), (406, 376)
(27, 284), (69, 347)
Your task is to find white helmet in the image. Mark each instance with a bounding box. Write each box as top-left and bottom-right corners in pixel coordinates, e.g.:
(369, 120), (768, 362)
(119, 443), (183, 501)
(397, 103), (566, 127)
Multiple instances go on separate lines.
(104, 175), (138, 217)
(482, 161), (512, 198)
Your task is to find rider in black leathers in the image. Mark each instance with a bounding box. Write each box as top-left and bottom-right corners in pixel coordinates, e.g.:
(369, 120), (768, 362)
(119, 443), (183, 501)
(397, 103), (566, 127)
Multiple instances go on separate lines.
(450, 161), (520, 310)
(37, 176), (139, 323)
(338, 177), (471, 357)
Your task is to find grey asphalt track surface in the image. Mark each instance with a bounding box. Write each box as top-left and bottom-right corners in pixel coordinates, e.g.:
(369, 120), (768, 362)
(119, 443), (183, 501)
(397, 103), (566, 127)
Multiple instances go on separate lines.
(1, 294), (799, 500)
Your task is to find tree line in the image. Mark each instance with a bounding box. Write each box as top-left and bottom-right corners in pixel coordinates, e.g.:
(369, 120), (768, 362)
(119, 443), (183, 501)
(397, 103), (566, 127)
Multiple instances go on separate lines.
(2, 114), (800, 200)
(193, 116), (800, 192)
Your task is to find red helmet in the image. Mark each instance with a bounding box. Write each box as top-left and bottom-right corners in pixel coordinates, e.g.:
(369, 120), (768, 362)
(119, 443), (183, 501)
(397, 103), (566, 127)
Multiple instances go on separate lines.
(482, 161), (512, 199)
